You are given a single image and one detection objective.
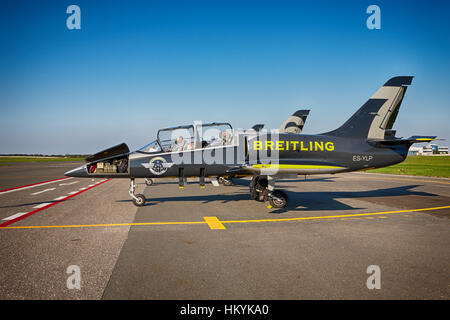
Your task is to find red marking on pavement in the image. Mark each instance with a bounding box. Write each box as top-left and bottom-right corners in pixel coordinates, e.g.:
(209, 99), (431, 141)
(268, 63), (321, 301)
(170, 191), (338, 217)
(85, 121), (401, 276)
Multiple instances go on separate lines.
(0, 179), (111, 228)
(0, 177), (72, 193)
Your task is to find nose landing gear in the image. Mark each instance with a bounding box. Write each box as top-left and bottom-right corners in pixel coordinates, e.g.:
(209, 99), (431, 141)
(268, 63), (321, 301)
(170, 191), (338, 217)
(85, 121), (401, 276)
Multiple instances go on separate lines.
(130, 178), (146, 207)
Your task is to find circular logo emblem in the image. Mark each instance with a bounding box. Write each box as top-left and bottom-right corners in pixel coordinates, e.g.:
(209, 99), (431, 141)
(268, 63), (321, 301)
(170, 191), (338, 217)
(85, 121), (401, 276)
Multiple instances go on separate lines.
(148, 157), (168, 175)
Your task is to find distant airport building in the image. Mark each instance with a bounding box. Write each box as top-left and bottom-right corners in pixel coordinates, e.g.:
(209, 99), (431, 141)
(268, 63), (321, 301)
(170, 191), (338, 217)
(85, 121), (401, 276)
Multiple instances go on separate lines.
(408, 144), (449, 155)
(438, 146), (449, 154)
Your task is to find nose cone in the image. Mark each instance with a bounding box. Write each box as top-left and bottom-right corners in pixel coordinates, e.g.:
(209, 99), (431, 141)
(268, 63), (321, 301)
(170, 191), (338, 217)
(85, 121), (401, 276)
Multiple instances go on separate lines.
(65, 165), (88, 178)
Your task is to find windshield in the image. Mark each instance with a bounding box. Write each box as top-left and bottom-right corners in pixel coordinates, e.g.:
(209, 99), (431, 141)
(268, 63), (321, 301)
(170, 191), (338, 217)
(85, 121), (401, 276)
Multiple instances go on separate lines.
(138, 140), (161, 153)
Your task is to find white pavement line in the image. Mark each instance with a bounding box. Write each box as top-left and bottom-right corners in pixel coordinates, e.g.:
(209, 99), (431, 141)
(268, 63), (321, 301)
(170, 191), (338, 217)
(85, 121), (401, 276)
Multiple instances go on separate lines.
(33, 203), (51, 209)
(53, 196), (66, 201)
(68, 191), (77, 195)
(79, 187), (87, 190)
(31, 188), (56, 195)
(59, 181), (79, 186)
(88, 184), (95, 187)
(2, 212), (28, 221)
(0, 177), (73, 196)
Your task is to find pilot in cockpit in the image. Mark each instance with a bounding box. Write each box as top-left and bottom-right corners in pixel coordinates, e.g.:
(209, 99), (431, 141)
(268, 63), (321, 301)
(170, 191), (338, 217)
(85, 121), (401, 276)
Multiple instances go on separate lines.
(184, 141), (195, 151)
(222, 131), (233, 145)
(171, 136), (187, 151)
(210, 131), (232, 147)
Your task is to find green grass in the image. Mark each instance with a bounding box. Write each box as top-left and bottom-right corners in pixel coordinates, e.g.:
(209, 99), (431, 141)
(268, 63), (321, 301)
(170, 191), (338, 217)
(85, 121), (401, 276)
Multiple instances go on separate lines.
(0, 156), (84, 163)
(368, 156), (450, 178)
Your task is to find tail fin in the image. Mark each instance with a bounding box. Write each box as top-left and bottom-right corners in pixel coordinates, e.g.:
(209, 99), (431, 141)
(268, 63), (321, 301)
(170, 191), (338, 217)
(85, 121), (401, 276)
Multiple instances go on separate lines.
(322, 76), (414, 140)
(279, 109), (310, 134)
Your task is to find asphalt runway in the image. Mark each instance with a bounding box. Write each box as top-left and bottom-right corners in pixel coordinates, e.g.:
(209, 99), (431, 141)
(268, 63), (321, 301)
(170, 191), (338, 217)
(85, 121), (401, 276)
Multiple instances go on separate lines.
(0, 162), (449, 299)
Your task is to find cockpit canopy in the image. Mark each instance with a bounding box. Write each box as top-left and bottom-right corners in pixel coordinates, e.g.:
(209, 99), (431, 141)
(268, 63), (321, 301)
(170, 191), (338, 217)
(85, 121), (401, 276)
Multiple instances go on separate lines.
(138, 140), (161, 153)
(138, 122), (234, 153)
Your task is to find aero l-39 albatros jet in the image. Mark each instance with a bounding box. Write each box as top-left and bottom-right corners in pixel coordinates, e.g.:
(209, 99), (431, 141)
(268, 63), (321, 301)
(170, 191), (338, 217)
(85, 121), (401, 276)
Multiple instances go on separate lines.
(66, 76), (436, 208)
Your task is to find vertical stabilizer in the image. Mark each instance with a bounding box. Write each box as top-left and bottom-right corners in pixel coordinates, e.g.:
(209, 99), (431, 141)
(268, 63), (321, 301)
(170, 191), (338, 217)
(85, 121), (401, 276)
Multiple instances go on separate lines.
(322, 76), (413, 139)
(279, 109), (310, 134)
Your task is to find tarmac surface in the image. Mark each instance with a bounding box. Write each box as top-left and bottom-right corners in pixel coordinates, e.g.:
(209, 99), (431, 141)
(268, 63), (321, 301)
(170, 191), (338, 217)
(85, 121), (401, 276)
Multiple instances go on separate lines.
(0, 161), (449, 299)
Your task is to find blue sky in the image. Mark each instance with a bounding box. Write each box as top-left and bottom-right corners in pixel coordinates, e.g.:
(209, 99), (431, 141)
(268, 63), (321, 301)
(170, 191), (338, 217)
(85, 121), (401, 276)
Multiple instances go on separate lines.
(1, 0), (449, 154)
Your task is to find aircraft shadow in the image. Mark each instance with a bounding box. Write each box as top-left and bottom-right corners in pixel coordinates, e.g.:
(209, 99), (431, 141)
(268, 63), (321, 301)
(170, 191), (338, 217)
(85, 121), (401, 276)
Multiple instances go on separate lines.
(117, 193), (250, 206)
(117, 184), (437, 211)
(270, 184), (436, 214)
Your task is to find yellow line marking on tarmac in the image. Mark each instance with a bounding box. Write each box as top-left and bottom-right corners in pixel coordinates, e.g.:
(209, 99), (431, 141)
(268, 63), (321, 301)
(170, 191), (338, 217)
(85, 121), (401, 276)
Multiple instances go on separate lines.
(1, 205), (449, 230)
(203, 216), (226, 230)
(218, 206), (450, 224)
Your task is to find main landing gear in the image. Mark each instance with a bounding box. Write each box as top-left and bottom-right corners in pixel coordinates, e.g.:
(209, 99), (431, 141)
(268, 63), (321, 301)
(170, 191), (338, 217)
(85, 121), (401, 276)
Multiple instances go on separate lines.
(218, 176), (233, 186)
(249, 175), (288, 208)
(130, 178), (146, 207)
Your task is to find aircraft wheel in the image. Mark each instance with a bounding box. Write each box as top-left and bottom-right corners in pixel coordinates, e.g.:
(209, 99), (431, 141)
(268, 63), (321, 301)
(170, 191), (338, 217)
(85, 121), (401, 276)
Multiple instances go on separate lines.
(250, 186), (258, 200)
(145, 178), (154, 186)
(222, 178), (232, 186)
(269, 190), (287, 208)
(132, 194), (146, 207)
(250, 176), (267, 201)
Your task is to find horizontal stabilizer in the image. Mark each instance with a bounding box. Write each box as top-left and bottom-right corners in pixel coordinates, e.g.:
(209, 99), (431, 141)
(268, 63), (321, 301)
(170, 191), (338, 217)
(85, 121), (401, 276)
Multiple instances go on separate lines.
(368, 136), (438, 146)
(405, 136), (439, 143)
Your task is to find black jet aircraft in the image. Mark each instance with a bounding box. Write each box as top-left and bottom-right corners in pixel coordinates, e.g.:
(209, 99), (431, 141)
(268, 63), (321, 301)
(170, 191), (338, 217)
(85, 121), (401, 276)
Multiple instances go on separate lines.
(66, 76), (436, 208)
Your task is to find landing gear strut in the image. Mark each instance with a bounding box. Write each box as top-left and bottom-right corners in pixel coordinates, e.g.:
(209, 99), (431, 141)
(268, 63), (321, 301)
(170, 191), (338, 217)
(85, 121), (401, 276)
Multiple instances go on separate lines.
(130, 178), (146, 207)
(249, 175), (288, 208)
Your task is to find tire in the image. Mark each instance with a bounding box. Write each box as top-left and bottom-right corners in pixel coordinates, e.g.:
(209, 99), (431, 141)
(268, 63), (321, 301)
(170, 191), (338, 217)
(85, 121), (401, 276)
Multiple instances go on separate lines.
(249, 176), (258, 200)
(145, 178), (154, 186)
(222, 178), (232, 186)
(255, 178), (268, 191)
(132, 194), (146, 207)
(250, 188), (259, 200)
(250, 176), (267, 200)
(269, 190), (287, 208)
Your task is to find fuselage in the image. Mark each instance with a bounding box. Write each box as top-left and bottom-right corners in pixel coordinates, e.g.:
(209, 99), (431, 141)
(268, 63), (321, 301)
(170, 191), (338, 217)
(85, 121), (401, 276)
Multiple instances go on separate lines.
(65, 133), (409, 179)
